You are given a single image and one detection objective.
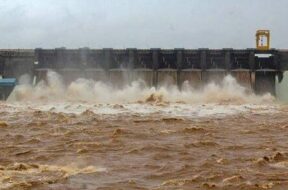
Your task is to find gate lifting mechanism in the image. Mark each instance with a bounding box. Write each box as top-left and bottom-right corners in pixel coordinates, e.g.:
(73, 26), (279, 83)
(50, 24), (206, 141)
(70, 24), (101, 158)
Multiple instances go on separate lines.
(256, 30), (270, 50)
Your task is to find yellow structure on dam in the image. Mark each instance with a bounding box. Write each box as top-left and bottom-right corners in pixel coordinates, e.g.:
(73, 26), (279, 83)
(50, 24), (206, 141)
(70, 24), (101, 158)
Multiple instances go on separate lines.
(256, 30), (270, 51)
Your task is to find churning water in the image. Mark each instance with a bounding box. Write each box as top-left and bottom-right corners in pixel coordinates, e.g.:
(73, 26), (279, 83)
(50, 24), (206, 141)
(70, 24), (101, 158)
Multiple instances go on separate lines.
(1, 71), (288, 189)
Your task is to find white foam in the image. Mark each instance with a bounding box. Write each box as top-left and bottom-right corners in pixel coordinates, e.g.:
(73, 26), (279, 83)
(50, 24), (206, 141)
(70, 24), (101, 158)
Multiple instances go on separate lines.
(0, 101), (279, 119)
(2, 70), (278, 118)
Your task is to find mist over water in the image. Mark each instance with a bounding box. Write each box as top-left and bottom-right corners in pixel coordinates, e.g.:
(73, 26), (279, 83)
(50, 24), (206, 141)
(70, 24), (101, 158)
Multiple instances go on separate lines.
(276, 71), (288, 103)
(8, 71), (274, 105)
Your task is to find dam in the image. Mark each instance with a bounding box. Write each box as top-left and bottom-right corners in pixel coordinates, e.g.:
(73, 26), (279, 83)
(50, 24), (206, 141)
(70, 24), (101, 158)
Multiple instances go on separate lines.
(0, 48), (288, 99)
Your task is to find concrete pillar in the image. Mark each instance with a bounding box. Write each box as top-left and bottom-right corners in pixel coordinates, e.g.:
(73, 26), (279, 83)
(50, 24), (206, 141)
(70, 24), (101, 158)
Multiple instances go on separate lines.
(0, 55), (4, 76)
(224, 48), (232, 71)
(248, 49), (256, 90)
(34, 48), (45, 83)
(272, 50), (280, 70)
(272, 51), (284, 83)
(175, 48), (184, 88)
(55, 48), (66, 69)
(103, 48), (113, 71)
(248, 49), (255, 71)
(34, 48), (42, 66)
(279, 51), (288, 71)
(255, 71), (276, 95)
(199, 48), (208, 71)
(199, 49), (209, 84)
(79, 48), (90, 67)
(127, 48), (136, 69)
(151, 48), (160, 87)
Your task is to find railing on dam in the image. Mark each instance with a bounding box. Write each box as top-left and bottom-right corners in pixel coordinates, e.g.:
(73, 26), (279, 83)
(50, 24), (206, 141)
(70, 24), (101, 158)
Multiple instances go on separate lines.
(1, 48), (288, 95)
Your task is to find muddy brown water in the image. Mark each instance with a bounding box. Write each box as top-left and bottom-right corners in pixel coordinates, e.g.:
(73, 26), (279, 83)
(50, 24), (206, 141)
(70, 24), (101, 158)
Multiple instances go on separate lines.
(1, 103), (288, 190)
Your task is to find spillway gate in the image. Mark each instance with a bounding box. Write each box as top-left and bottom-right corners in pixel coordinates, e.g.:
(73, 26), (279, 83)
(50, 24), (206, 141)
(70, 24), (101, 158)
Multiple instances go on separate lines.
(1, 48), (288, 95)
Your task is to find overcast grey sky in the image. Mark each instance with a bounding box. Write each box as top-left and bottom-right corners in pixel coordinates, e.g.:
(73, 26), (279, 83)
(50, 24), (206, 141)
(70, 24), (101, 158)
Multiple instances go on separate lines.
(0, 0), (287, 49)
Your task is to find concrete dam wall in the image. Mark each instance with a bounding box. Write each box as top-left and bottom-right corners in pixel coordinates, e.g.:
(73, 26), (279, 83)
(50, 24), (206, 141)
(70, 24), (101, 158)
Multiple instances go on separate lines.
(1, 48), (288, 95)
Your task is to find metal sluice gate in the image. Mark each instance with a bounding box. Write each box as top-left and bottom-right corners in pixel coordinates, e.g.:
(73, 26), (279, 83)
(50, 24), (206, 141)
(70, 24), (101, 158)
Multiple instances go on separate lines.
(0, 48), (288, 99)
